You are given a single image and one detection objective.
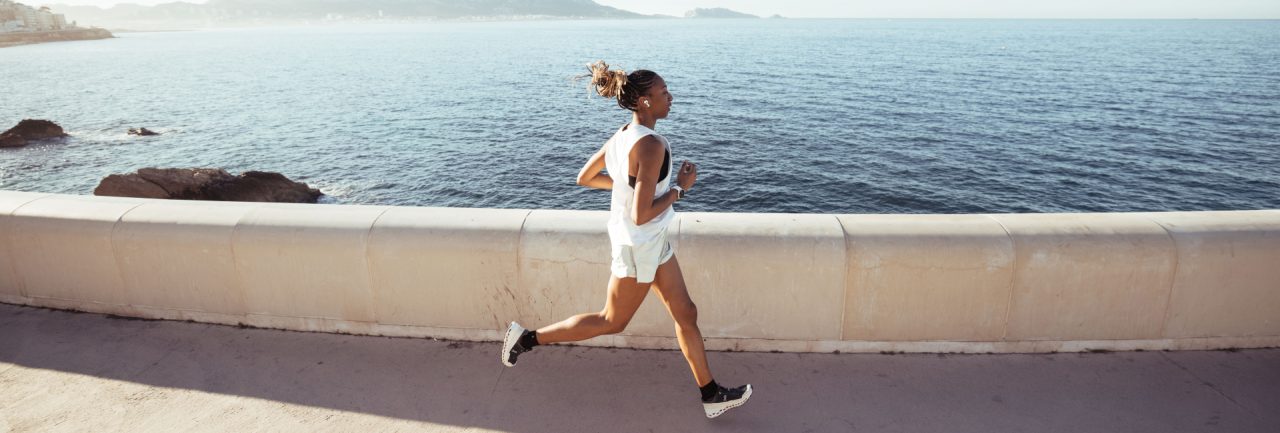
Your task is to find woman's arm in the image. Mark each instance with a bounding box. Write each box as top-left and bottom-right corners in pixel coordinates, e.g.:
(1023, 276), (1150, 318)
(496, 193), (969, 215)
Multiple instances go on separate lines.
(630, 136), (680, 225)
(576, 142), (613, 190)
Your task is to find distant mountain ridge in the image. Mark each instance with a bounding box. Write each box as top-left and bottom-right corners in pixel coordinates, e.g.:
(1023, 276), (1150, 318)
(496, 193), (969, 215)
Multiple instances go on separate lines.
(684, 7), (758, 19)
(50, 0), (650, 29)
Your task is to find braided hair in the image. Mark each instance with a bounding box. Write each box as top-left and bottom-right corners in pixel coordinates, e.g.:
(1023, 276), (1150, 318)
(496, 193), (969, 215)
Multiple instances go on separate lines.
(585, 60), (660, 112)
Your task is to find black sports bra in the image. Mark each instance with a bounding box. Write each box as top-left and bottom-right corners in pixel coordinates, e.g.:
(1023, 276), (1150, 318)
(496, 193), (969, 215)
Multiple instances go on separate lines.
(627, 149), (671, 188)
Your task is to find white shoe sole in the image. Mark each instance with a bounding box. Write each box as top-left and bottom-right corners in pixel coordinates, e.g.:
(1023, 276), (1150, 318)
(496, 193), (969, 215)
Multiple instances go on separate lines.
(500, 321), (525, 367)
(703, 384), (752, 419)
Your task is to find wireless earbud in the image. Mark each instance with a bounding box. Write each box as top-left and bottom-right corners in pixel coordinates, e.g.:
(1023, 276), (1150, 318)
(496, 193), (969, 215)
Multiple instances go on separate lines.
(643, 100), (651, 108)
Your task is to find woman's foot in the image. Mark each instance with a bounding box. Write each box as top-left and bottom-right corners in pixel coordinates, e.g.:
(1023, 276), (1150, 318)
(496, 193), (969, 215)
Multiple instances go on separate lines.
(501, 321), (534, 367)
(702, 384), (752, 418)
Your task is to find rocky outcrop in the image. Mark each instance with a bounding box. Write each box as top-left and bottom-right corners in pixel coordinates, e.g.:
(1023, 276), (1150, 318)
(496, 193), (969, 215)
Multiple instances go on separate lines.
(0, 119), (68, 148)
(94, 168), (322, 203)
(212, 171), (323, 203)
(128, 127), (159, 136)
(0, 28), (114, 48)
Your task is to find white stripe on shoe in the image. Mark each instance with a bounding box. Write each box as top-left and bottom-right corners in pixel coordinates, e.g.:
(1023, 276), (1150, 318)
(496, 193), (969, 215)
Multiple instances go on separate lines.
(501, 321), (525, 367)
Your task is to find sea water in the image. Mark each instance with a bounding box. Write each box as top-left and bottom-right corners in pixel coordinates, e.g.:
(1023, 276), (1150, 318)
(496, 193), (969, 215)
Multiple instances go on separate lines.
(2, 19), (1277, 214)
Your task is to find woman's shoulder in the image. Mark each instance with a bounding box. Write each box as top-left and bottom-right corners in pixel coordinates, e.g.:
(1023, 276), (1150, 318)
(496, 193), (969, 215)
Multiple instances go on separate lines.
(627, 123), (669, 144)
(630, 134), (665, 160)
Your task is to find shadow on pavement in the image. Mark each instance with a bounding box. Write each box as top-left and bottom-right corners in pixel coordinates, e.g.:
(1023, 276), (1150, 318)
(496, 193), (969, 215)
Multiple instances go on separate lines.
(1, 303), (1277, 432)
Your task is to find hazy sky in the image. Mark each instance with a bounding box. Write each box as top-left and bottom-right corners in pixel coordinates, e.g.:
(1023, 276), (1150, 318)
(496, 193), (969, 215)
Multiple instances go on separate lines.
(598, 0), (1279, 18)
(48, 0), (1280, 19)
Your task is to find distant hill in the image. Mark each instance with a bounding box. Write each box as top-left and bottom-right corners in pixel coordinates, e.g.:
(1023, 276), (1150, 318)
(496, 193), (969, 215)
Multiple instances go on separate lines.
(683, 8), (758, 19)
(50, 0), (650, 30)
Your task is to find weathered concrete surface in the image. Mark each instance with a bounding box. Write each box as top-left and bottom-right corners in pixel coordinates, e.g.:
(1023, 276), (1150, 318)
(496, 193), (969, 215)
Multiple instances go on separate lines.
(2, 303), (1277, 433)
(4, 191), (1279, 353)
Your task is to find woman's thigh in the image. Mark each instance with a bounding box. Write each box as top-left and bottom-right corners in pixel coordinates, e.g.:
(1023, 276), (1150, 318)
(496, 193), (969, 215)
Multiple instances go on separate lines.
(651, 256), (696, 316)
(603, 274), (651, 324)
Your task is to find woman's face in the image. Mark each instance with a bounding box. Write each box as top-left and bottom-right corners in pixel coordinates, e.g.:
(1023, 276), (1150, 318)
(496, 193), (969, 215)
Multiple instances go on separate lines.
(643, 76), (673, 119)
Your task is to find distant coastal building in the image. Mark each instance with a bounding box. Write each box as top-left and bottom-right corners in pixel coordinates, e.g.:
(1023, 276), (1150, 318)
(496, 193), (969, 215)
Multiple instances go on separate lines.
(0, 0), (71, 32)
(0, 0), (21, 32)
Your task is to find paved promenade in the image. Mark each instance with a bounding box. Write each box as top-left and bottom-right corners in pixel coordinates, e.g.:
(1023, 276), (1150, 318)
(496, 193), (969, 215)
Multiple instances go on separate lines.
(1, 303), (1277, 432)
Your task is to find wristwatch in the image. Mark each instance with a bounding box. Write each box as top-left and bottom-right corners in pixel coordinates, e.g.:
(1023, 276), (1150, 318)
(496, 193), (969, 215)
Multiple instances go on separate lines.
(672, 185), (686, 200)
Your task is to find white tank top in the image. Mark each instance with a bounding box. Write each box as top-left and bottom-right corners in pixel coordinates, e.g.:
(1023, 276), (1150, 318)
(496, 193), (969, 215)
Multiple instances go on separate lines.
(604, 123), (676, 246)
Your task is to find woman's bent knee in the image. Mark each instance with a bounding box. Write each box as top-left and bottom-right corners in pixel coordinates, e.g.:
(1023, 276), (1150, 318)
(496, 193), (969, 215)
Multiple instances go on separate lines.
(603, 320), (629, 335)
(673, 301), (698, 327)
(600, 313), (631, 335)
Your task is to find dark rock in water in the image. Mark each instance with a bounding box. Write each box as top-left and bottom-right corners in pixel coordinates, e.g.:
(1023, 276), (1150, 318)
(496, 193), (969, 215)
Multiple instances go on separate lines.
(209, 171), (323, 203)
(96, 172), (172, 198)
(94, 168), (322, 203)
(100, 168), (230, 199)
(1, 135), (24, 148)
(128, 127), (160, 136)
(0, 119), (68, 148)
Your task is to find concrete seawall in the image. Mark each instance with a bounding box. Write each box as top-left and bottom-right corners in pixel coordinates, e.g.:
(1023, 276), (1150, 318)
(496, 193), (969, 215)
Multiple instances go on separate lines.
(2, 190), (1277, 353)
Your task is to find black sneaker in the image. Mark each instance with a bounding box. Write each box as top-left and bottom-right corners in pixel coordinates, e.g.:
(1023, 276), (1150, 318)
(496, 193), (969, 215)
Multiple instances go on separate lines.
(501, 321), (532, 367)
(702, 384), (752, 418)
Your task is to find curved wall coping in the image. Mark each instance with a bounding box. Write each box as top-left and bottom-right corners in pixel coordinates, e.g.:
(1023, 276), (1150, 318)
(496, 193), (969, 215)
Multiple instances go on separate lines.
(2, 190), (1278, 354)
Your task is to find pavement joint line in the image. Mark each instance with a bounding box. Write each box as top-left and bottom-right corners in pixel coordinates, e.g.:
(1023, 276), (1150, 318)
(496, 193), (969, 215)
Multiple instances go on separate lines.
(127, 342), (180, 380)
(1158, 350), (1260, 421)
(483, 360), (506, 419)
(489, 366), (505, 400)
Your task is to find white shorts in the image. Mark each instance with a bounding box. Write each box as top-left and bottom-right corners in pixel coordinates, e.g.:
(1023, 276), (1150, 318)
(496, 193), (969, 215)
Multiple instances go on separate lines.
(610, 231), (675, 284)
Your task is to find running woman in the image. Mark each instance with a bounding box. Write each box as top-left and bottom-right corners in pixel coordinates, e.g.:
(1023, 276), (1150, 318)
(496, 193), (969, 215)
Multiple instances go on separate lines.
(500, 61), (752, 419)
